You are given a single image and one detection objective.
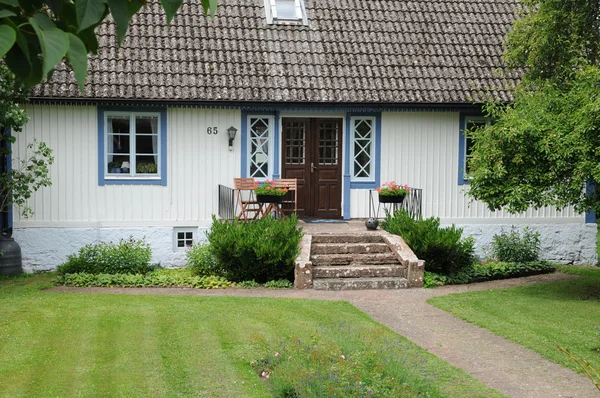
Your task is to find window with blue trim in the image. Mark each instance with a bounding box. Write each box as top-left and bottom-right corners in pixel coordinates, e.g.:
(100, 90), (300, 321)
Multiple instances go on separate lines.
(247, 116), (274, 180)
(350, 116), (376, 182)
(100, 110), (166, 185)
(459, 115), (488, 184)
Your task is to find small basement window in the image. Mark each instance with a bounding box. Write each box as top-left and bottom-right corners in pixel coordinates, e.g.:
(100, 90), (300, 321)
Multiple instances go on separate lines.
(265, 0), (307, 25)
(173, 228), (197, 250)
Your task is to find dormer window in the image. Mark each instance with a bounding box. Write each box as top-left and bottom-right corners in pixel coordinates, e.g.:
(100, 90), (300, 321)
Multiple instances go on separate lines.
(265, 0), (307, 25)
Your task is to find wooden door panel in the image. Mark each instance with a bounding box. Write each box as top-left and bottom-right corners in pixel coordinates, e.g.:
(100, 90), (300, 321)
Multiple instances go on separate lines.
(281, 119), (310, 217)
(282, 117), (343, 218)
(314, 119), (343, 218)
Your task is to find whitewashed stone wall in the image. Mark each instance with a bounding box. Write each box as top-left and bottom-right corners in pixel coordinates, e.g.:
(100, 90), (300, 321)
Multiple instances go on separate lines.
(14, 227), (210, 272)
(456, 223), (598, 265)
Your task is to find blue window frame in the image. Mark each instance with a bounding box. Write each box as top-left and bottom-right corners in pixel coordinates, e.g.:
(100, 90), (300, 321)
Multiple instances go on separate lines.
(458, 114), (487, 185)
(346, 113), (381, 190)
(98, 107), (167, 186)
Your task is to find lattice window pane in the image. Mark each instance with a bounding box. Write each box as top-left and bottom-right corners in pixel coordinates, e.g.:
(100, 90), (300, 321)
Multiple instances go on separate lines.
(318, 122), (339, 165)
(249, 117), (270, 178)
(352, 118), (374, 179)
(285, 121), (306, 164)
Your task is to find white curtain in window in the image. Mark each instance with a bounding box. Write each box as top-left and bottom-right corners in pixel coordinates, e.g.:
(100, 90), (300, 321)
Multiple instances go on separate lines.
(150, 117), (158, 166)
(107, 118), (114, 162)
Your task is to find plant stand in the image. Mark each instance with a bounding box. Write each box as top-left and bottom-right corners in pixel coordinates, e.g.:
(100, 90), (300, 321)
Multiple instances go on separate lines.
(257, 195), (285, 218)
(369, 190), (406, 219)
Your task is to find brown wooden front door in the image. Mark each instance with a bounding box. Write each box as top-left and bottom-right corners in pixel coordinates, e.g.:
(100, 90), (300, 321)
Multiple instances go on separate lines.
(281, 118), (343, 218)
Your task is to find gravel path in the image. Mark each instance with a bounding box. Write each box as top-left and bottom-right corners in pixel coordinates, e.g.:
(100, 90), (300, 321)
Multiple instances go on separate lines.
(51, 272), (599, 398)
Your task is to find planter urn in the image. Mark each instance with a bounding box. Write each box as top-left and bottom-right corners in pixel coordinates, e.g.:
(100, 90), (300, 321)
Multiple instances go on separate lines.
(379, 194), (407, 204)
(256, 194), (283, 204)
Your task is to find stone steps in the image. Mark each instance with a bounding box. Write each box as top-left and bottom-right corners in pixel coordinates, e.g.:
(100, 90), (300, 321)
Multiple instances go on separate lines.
(309, 233), (408, 290)
(311, 242), (390, 255)
(313, 277), (408, 291)
(313, 264), (404, 278)
(311, 234), (384, 244)
(310, 252), (399, 266)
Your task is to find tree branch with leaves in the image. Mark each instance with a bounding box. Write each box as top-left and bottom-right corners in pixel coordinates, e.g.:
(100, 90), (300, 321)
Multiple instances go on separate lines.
(0, 0), (217, 89)
(467, 0), (600, 215)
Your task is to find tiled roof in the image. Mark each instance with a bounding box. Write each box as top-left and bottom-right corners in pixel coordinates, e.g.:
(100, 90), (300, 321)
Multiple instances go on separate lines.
(32, 0), (520, 104)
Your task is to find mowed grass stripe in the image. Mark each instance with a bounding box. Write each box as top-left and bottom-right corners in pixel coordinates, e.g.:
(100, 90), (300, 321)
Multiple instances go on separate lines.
(1, 276), (502, 397)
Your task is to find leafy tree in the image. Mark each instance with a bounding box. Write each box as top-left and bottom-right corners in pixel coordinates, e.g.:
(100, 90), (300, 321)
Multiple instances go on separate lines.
(0, 64), (54, 236)
(467, 0), (600, 215)
(0, 0), (217, 89)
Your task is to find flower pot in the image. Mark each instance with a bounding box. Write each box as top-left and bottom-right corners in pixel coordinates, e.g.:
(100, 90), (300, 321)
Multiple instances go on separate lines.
(256, 194), (283, 204)
(108, 167), (121, 173)
(379, 194), (406, 204)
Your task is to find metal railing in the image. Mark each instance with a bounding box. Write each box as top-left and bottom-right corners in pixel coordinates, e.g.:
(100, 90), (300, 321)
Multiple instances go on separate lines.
(368, 187), (423, 220)
(218, 184), (236, 220)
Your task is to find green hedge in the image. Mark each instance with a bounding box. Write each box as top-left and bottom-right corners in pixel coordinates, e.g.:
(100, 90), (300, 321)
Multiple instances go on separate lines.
(381, 210), (474, 275)
(57, 238), (153, 275)
(207, 215), (302, 283)
(424, 261), (556, 288)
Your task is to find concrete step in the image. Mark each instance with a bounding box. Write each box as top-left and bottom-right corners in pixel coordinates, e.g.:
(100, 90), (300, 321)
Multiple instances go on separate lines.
(312, 277), (408, 290)
(313, 265), (405, 278)
(311, 234), (384, 244)
(311, 242), (390, 255)
(310, 252), (399, 266)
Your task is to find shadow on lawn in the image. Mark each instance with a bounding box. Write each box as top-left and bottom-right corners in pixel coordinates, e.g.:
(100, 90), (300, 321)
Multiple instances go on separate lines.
(515, 271), (600, 302)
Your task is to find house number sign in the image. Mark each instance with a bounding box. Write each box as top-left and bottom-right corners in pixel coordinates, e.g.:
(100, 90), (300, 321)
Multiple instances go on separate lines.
(206, 127), (218, 135)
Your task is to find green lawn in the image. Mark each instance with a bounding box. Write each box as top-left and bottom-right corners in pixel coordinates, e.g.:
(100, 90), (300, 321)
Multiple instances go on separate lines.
(0, 274), (501, 397)
(428, 266), (600, 374)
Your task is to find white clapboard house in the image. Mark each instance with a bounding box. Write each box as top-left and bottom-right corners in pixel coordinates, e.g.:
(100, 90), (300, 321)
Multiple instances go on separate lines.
(11, 0), (597, 270)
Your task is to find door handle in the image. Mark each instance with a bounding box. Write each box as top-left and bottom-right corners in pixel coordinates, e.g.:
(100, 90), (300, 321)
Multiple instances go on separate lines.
(311, 162), (317, 173)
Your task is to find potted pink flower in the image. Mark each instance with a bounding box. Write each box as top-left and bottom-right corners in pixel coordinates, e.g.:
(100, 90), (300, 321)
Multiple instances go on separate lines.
(377, 181), (410, 204)
(254, 180), (288, 203)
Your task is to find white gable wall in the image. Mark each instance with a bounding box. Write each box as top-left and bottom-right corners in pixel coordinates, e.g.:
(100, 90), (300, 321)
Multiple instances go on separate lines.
(12, 105), (242, 270)
(11, 106), (596, 269)
(351, 111), (581, 222)
(350, 111), (595, 264)
(13, 105), (240, 227)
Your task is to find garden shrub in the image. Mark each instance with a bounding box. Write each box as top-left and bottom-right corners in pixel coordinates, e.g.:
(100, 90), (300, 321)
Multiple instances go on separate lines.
(56, 237), (152, 275)
(207, 215), (302, 283)
(381, 210), (475, 275)
(491, 226), (541, 263)
(423, 260), (556, 287)
(186, 243), (221, 277)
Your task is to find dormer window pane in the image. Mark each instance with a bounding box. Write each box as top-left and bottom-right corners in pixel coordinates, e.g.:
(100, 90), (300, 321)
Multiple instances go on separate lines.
(265, 0), (306, 25)
(276, 0), (297, 19)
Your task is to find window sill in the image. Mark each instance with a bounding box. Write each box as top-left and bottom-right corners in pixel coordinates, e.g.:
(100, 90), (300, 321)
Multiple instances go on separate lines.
(101, 176), (165, 186)
(350, 180), (377, 189)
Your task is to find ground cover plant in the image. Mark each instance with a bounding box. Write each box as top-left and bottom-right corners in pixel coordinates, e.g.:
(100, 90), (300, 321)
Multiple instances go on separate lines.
(56, 268), (292, 290)
(423, 261), (556, 288)
(56, 268), (234, 289)
(208, 215), (302, 283)
(428, 266), (600, 377)
(0, 274), (501, 397)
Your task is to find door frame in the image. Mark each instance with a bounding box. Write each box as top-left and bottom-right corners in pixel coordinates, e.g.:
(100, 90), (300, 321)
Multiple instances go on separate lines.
(279, 114), (346, 218)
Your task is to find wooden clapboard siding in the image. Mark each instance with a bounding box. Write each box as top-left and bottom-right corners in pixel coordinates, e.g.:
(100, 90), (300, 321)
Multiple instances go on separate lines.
(13, 105), (240, 227)
(350, 111), (582, 222)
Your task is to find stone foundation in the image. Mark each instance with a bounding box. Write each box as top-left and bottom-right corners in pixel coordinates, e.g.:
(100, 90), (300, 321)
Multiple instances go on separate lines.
(13, 226), (210, 273)
(457, 223), (598, 265)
